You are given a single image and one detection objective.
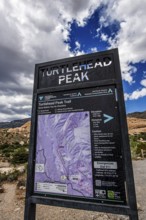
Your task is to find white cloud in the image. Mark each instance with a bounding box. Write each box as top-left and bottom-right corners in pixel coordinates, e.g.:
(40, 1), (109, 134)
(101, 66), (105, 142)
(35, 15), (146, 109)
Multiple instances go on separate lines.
(0, 0), (102, 65)
(125, 88), (146, 101)
(91, 47), (98, 52)
(0, 113), (29, 122)
(124, 93), (130, 101)
(0, 94), (31, 106)
(96, 28), (101, 37)
(100, 33), (108, 41)
(0, 0), (102, 121)
(124, 76), (146, 101)
(58, 0), (102, 26)
(101, 0), (146, 84)
(74, 50), (85, 56)
(121, 64), (137, 84)
(72, 41), (85, 56)
(75, 41), (81, 50)
(0, 93), (32, 121)
(141, 79), (146, 87)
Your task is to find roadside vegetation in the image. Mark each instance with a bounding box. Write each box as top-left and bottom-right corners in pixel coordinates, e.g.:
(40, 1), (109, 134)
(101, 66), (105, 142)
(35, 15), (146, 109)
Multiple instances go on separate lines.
(129, 132), (146, 159)
(0, 131), (146, 184)
(0, 142), (28, 183)
(0, 169), (22, 183)
(0, 142), (29, 165)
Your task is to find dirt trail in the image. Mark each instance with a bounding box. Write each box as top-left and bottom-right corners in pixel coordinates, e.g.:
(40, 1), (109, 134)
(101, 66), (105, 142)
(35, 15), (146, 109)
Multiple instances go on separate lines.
(133, 160), (146, 220)
(0, 183), (24, 220)
(0, 160), (145, 220)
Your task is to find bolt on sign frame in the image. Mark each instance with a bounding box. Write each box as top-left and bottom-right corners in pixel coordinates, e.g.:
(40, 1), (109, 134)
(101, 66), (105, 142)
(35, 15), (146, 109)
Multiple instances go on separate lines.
(24, 49), (138, 220)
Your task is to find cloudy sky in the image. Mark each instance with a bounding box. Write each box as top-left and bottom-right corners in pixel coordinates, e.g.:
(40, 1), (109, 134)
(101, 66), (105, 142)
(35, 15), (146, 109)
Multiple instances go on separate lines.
(0, 0), (146, 122)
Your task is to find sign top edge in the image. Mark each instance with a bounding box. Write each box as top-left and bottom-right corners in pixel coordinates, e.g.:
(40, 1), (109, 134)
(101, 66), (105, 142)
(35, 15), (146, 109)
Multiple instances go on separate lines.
(35, 48), (118, 68)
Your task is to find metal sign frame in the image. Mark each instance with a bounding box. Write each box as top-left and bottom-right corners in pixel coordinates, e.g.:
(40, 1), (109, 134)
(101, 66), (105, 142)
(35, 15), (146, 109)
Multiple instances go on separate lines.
(24, 49), (138, 220)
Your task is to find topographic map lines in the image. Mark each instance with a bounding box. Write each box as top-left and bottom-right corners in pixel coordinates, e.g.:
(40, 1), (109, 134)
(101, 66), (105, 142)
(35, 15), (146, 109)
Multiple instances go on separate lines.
(34, 112), (93, 197)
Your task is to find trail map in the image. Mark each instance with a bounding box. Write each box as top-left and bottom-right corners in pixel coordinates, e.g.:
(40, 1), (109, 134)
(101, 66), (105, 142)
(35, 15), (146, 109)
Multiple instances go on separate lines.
(34, 112), (93, 197)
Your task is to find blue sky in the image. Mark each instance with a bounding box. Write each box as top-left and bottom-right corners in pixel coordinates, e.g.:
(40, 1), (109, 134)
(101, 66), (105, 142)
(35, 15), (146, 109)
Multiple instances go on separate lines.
(66, 6), (120, 53)
(66, 7), (146, 114)
(0, 0), (146, 121)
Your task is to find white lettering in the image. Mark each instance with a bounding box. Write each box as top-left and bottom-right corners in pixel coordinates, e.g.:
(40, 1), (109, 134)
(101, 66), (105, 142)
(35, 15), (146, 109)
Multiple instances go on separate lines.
(73, 65), (79, 72)
(66, 74), (72, 83)
(87, 63), (93, 69)
(94, 61), (103, 68)
(52, 69), (59, 75)
(79, 64), (87, 71)
(103, 60), (112, 66)
(46, 70), (52, 76)
(59, 75), (65, 84)
(73, 73), (81, 82)
(81, 71), (89, 81)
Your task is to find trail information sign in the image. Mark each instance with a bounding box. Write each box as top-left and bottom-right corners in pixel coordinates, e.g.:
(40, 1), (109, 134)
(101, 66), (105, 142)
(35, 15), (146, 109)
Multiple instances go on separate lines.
(25, 49), (138, 220)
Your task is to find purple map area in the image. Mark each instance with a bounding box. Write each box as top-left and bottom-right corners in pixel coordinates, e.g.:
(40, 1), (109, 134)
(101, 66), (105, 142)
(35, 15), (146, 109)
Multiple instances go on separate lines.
(34, 112), (93, 197)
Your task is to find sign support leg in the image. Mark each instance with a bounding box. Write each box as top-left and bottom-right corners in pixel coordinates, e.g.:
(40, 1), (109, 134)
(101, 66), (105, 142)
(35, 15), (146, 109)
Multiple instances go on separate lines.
(129, 213), (139, 220)
(24, 199), (36, 220)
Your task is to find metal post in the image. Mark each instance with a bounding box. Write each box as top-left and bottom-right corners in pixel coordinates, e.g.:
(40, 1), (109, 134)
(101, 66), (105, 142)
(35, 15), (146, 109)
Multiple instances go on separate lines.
(24, 199), (36, 220)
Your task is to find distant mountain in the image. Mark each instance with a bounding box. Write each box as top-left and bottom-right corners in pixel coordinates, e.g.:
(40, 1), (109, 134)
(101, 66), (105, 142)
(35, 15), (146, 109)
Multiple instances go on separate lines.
(0, 118), (31, 129)
(127, 111), (146, 119)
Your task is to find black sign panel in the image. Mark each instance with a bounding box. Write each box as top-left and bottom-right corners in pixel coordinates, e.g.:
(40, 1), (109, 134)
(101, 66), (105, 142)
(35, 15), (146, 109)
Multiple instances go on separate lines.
(35, 86), (126, 204)
(38, 54), (115, 89)
(25, 49), (138, 220)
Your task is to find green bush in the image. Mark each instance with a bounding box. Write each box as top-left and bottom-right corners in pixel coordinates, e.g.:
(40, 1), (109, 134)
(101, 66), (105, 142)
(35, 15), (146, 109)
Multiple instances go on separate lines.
(0, 143), (29, 165)
(10, 147), (28, 165)
(13, 141), (20, 146)
(129, 133), (146, 158)
(140, 132), (146, 140)
(0, 170), (21, 183)
(7, 170), (20, 182)
(0, 143), (9, 150)
(136, 142), (146, 155)
(0, 172), (7, 182)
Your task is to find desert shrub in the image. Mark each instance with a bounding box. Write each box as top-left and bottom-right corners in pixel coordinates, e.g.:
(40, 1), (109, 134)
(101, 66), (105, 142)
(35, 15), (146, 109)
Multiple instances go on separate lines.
(138, 132), (146, 140)
(0, 143), (9, 150)
(0, 172), (7, 183)
(129, 135), (138, 158)
(17, 178), (26, 188)
(1, 147), (13, 155)
(0, 142), (29, 165)
(131, 132), (146, 141)
(10, 147), (28, 165)
(0, 145), (14, 159)
(130, 144), (138, 159)
(13, 141), (20, 146)
(0, 170), (21, 183)
(7, 170), (20, 182)
(129, 133), (146, 158)
(136, 142), (146, 155)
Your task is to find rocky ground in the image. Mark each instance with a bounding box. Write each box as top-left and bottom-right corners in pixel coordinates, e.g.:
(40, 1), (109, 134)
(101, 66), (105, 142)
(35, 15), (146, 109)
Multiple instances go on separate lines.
(0, 160), (145, 220)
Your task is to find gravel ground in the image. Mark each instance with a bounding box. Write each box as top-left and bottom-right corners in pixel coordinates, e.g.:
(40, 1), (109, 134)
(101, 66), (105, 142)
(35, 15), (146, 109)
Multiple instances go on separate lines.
(0, 160), (145, 220)
(132, 160), (146, 220)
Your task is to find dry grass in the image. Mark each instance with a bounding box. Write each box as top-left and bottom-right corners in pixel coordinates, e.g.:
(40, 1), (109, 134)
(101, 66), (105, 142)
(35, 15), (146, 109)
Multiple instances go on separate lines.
(127, 117), (146, 134)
